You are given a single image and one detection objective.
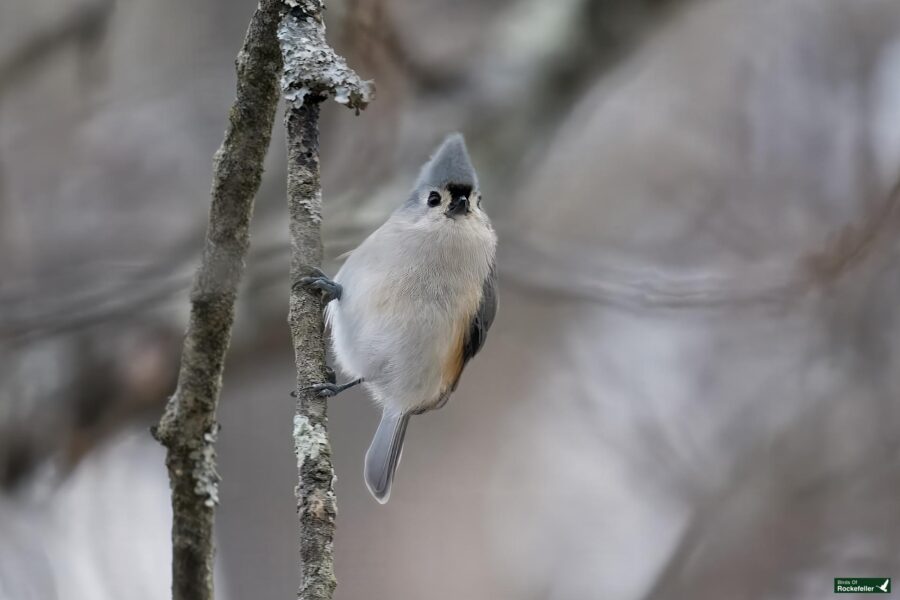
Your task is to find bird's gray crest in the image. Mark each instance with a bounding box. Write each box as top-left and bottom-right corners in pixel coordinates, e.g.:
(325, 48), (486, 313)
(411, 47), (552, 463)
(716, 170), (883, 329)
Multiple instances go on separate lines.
(416, 133), (478, 190)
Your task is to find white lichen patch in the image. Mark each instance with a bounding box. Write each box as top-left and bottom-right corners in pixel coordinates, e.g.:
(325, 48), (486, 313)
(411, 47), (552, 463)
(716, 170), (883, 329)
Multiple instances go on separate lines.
(282, 0), (321, 10)
(277, 4), (374, 111)
(293, 413), (329, 471)
(299, 189), (323, 223)
(189, 425), (221, 507)
(190, 446), (221, 507)
(284, 85), (311, 105)
(333, 85), (350, 105)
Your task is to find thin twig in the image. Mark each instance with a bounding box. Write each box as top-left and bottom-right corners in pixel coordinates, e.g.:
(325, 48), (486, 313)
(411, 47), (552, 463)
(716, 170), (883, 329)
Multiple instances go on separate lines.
(152, 2), (283, 599)
(277, 1), (372, 598)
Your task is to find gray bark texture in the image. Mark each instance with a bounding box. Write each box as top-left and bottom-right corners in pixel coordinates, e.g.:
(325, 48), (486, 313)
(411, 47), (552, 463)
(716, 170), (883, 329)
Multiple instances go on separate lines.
(152, 2), (283, 599)
(277, 2), (372, 599)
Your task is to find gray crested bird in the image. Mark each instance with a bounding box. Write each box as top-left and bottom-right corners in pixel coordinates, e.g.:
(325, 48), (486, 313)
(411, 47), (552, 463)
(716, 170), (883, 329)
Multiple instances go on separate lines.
(299, 133), (497, 503)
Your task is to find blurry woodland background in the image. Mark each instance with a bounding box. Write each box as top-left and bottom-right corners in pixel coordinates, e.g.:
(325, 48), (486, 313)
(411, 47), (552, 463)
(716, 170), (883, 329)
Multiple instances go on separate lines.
(2, 0), (900, 599)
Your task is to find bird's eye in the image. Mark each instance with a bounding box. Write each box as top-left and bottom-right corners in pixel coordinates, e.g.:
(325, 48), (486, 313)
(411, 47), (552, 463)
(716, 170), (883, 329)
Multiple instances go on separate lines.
(477, 194), (482, 207)
(427, 191), (442, 207)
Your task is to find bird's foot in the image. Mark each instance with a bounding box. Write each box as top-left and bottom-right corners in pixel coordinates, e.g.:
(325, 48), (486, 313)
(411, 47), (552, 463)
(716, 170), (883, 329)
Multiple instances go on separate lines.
(292, 376), (363, 398)
(307, 379), (363, 397)
(294, 267), (342, 303)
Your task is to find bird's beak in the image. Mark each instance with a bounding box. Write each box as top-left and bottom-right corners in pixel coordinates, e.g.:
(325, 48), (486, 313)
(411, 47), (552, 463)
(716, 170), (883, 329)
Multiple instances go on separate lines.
(445, 196), (470, 218)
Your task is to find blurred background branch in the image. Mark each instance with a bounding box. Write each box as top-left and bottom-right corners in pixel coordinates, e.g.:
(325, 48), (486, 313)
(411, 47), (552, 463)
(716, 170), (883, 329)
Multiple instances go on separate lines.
(0, 0), (113, 96)
(153, 1), (282, 598)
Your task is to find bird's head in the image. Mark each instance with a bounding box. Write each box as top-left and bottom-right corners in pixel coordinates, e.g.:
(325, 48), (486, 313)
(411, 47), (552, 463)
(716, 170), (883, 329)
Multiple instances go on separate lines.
(402, 133), (490, 230)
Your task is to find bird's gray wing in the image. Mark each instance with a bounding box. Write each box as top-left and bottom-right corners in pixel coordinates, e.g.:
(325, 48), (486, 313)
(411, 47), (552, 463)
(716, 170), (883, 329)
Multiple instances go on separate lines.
(461, 264), (498, 369)
(426, 264), (497, 410)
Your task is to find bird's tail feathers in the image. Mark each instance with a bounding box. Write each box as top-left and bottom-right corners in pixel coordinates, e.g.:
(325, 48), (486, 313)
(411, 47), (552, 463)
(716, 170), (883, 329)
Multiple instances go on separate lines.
(364, 410), (410, 504)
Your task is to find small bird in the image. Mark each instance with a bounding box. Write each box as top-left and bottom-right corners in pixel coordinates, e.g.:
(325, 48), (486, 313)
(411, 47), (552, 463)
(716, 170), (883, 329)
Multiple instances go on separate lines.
(300, 133), (497, 503)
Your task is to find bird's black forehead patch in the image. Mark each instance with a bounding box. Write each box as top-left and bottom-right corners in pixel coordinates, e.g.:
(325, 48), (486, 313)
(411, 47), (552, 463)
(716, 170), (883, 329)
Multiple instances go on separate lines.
(446, 183), (473, 199)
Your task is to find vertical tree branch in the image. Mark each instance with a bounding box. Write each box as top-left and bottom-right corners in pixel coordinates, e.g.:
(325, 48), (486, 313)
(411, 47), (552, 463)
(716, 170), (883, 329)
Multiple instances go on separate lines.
(277, 2), (372, 599)
(152, 2), (283, 599)
(286, 98), (336, 600)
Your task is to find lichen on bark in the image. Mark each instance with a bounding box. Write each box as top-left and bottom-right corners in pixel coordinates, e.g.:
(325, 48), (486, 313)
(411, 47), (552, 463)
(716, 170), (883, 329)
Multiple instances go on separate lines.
(278, 0), (374, 112)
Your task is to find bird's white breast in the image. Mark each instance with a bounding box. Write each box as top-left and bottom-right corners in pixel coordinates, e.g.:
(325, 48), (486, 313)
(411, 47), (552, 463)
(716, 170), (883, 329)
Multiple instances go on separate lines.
(327, 214), (496, 413)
